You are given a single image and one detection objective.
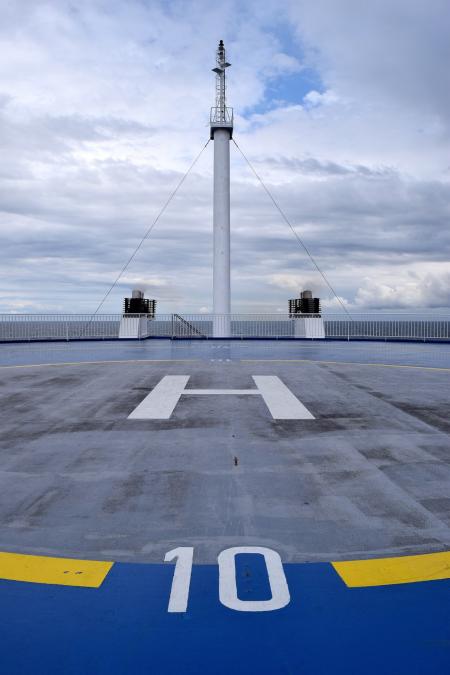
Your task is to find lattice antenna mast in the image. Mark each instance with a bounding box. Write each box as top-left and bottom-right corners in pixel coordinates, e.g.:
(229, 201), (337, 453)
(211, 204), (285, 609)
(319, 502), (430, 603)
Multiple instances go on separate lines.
(215, 40), (228, 121)
(211, 40), (233, 129)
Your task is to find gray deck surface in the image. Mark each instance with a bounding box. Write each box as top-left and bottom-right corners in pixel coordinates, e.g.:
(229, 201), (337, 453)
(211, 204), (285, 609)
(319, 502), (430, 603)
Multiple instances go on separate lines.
(0, 339), (449, 564)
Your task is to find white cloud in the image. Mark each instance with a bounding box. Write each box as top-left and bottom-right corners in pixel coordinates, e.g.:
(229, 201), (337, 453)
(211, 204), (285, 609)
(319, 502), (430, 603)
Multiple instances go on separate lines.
(354, 266), (450, 310)
(303, 89), (340, 107)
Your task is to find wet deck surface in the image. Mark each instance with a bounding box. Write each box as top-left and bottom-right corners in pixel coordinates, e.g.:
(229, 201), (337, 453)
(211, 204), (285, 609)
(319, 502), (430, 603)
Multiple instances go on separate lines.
(0, 339), (449, 673)
(2, 336), (450, 369)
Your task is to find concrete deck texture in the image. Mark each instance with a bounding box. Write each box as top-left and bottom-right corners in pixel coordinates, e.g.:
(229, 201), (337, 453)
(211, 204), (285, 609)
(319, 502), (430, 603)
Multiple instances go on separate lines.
(0, 339), (449, 565)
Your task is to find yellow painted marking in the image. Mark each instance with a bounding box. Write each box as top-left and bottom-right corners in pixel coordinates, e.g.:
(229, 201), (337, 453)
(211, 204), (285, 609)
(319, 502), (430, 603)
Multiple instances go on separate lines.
(0, 358), (449, 372)
(0, 551), (113, 588)
(0, 359), (200, 370)
(332, 550), (450, 587)
(242, 359), (450, 372)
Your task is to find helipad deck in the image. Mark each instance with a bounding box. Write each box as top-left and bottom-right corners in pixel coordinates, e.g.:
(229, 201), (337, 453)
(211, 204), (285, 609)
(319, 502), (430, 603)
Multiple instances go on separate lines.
(0, 340), (449, 674)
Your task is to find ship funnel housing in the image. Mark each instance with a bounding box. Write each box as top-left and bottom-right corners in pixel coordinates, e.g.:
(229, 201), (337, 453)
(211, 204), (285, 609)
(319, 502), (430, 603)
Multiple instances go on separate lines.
(289, 290), (321, 317)
(123, 289), (156, 318)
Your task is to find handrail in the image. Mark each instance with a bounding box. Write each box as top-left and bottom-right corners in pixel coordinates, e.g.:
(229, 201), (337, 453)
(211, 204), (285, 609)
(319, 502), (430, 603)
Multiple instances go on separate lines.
(172, 314), (206, 338)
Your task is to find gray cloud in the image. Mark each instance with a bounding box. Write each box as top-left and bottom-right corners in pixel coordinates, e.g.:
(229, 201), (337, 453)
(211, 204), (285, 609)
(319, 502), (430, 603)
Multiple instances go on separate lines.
(255, 155), (398, 178)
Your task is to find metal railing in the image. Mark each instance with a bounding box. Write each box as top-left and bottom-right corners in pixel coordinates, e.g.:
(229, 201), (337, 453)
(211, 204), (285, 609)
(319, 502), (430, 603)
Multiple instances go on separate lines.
(324, 314), (450, 341)
(0, 314), (122, 342)
(0, 313), (450, 342)
(210, 106), (233, 126)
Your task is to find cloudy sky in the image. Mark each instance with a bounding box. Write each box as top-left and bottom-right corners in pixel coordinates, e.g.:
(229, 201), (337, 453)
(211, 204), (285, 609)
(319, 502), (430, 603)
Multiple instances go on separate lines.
(0, 0), (449, 314)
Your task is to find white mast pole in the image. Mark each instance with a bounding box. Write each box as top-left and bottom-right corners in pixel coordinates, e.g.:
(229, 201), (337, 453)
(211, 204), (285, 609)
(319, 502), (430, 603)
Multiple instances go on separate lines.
(210, 40), (233, 338)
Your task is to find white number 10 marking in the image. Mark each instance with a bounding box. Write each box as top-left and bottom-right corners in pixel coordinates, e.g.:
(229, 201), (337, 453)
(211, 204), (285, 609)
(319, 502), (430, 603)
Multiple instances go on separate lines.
(164, 546), (290, 613)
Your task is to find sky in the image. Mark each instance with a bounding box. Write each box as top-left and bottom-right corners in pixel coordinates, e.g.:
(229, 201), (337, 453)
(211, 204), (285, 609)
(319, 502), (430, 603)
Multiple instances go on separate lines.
(0, 0), (449, 315)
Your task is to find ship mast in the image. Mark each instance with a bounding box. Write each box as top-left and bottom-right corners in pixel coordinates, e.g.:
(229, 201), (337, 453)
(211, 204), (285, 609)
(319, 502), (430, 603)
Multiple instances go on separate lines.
(210, 40), (233, 337)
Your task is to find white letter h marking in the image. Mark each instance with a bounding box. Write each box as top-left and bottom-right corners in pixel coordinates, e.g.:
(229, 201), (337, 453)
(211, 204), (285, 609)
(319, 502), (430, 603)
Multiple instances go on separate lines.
(128, 375), (314, 420)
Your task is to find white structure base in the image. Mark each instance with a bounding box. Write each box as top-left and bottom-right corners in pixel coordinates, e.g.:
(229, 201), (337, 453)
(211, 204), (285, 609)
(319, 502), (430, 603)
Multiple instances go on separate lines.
(213, 315), (231, 338)
(294, 317), (325, 339)
(119, 316), (148, 339)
